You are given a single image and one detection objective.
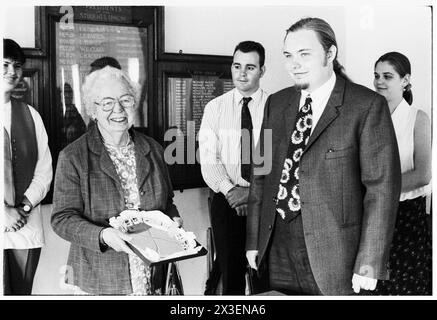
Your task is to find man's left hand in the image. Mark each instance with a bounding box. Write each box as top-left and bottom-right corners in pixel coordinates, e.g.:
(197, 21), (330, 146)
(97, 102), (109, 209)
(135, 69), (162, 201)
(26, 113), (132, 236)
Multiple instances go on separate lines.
(235, 204), (248, 216)
(226, 186), (249, 208)
(352, 273), (377, 293)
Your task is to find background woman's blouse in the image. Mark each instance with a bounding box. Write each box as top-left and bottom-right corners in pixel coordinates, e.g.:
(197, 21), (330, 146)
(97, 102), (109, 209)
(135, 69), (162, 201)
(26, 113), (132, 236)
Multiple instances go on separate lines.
(391, 99), (431, 201)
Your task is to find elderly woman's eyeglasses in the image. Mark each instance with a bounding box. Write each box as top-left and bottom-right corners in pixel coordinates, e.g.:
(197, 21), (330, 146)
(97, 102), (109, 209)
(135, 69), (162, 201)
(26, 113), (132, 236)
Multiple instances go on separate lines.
(94, 94), (135, 112)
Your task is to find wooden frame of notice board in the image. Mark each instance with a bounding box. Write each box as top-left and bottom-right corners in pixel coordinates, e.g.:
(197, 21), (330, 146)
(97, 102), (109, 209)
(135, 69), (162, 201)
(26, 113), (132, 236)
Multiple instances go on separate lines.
(154, 9), (235, 190)
(156, 61), (234, 191)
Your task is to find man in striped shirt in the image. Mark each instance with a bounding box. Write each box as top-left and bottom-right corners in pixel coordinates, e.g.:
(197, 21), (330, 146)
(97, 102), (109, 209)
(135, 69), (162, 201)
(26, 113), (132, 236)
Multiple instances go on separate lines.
(199, 41), (269, 295)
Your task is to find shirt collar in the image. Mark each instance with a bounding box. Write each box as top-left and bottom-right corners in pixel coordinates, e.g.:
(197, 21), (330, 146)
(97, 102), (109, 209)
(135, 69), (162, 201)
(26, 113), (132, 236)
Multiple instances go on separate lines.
(392, 98), (409, 119)
(300, 72), (336, 106)
(397, 98), (409, 110)
(3, 100), (12, 118)
(234, 87), (262, 108)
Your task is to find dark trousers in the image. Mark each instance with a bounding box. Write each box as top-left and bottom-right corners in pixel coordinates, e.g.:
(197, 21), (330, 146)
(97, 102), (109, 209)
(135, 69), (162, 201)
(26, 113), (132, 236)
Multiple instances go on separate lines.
(3, 248), (41, 295)
(267, 214), (321, 295)
(210, 192), (247, 295)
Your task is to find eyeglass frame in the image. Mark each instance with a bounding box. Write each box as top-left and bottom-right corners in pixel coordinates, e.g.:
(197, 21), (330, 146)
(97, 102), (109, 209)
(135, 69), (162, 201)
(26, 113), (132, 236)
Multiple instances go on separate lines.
(94, 94), (136, 112)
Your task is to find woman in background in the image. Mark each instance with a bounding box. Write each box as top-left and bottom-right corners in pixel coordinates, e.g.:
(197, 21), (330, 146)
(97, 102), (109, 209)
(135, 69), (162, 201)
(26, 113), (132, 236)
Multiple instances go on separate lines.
(373, 51), (432, 295)
(51, 66), (181, 295)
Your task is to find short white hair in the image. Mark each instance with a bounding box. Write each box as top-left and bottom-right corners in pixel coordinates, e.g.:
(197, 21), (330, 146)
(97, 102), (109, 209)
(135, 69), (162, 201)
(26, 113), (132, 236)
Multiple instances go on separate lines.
(81, 65), (141, 117)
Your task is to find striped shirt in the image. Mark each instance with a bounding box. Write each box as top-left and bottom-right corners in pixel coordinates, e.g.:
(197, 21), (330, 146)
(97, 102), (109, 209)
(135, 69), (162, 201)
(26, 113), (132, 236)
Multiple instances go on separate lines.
(199, 87), (269, 195)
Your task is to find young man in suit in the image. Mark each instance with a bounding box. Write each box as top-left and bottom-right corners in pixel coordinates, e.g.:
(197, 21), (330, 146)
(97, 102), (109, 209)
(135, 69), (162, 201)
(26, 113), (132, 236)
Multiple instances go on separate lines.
(246, 18), (401, 295)
(199, 41), (269, 294)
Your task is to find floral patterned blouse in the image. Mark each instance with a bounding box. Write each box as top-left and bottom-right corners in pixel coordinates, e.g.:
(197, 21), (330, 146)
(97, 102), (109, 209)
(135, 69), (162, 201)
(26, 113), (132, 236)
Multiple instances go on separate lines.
(105, 138), (152, 295)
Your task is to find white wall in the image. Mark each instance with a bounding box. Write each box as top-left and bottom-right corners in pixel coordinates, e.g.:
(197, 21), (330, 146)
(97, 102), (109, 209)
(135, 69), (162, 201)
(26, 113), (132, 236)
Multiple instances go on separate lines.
(165, 6), (347, 96)
(2, 6), (35, 47)
(344, 5), (432, 116)
(165, 5), (432, 115)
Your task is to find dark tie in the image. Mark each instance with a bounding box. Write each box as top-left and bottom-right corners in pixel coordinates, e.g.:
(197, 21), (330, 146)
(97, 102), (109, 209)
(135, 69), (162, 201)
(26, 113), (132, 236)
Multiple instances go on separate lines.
(275, 95), (313, 222)
(4, 128), (15, 206)
(241, 96), (253, 182)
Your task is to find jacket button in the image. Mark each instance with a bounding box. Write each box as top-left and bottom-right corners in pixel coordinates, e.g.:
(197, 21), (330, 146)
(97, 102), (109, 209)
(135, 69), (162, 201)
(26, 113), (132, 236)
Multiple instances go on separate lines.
(268, 225), (272, 230)
(140, 191), (145, 196)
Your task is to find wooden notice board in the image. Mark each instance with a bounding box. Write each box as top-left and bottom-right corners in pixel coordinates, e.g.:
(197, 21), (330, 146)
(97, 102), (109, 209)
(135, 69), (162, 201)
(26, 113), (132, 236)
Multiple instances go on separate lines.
(158, 63), (234, 190)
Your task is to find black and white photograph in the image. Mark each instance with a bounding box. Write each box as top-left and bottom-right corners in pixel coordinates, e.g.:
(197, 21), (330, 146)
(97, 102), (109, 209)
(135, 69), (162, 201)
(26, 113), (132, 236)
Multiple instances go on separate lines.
(0, 0), (434, 306)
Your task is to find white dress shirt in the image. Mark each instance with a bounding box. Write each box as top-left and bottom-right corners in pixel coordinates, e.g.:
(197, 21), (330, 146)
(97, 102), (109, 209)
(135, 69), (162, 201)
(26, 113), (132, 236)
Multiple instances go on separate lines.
(300, 72), (336, 135)
(3, 101), (53, 249)
(199, 87), (269, 195)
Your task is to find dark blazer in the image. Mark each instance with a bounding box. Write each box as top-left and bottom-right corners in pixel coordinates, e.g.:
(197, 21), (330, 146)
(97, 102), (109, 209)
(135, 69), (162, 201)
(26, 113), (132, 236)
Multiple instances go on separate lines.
(51, 124), (179, 295)
(246, 76), (401, 295)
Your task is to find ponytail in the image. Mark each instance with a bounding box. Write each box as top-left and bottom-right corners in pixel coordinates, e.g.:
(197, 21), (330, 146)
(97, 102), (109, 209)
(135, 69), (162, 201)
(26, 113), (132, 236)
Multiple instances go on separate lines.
(333, 59), (352, 82)
(403, 83), (413, 105)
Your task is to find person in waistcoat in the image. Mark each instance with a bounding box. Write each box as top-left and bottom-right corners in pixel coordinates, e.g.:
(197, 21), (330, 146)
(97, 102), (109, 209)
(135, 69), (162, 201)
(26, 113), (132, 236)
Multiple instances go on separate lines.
(3, 38), (53, 295)
(372, 52), (432, 295)
(245, 18), (401, 295)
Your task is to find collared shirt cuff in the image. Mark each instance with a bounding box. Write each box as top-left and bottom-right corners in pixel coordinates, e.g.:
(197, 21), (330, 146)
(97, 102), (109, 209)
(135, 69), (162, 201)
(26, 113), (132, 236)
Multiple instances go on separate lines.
(23, 190), (38, 208)
(219, 180), (235, 196)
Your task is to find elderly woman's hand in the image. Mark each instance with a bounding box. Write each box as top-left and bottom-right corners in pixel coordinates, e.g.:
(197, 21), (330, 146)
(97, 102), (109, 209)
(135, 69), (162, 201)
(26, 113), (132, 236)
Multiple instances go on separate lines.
(101, 227), (136, 255)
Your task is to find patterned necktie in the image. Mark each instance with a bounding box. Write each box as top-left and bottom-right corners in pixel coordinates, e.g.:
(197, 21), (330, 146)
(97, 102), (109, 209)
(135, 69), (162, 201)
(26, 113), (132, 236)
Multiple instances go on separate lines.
(275, 95), (313, 222)
(241, 97), (253, 182)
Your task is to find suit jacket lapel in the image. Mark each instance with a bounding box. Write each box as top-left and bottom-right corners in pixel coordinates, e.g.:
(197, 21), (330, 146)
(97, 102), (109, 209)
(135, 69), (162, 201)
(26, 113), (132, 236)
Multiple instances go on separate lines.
(99, 150), (124, 195)
(284, 88), (301, 140)
(272, 88), (300, 184)
(305, 76), (345, 152)
(88, 123), (124, 198)
(132, 130), (151, 190)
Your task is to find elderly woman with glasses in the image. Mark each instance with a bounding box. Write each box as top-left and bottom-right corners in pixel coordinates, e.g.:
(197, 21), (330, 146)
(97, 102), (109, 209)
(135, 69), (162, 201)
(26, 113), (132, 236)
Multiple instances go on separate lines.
(51, 66), (182, 295)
